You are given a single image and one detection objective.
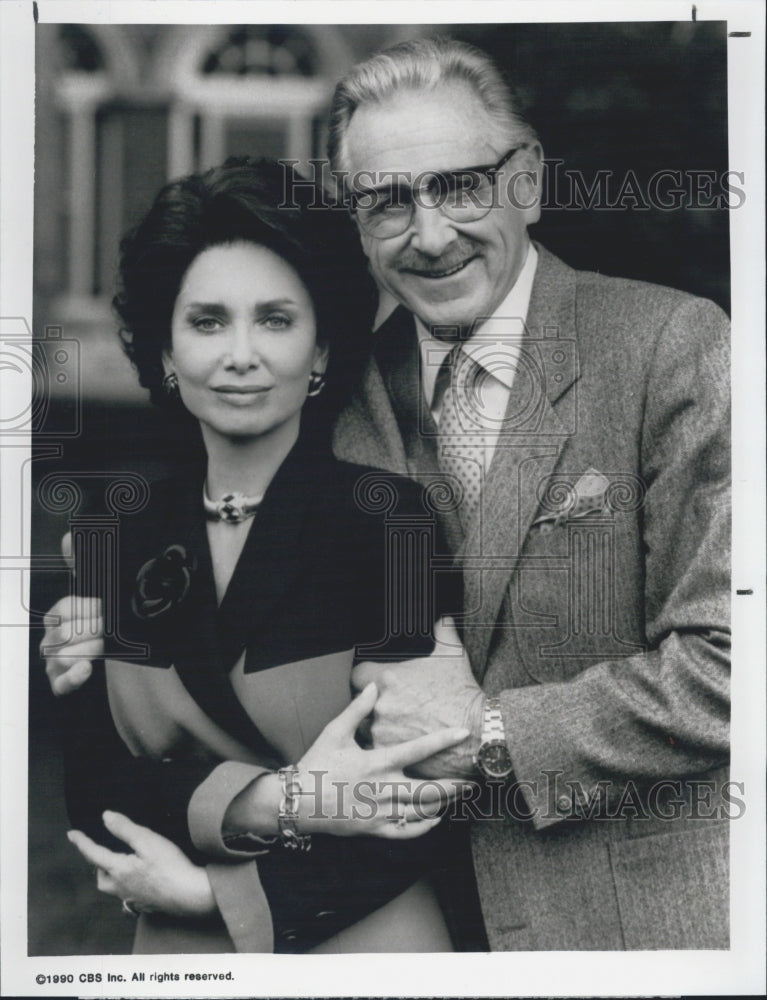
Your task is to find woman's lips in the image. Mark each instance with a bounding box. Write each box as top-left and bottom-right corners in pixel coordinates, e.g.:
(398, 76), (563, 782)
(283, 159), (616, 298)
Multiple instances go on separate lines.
(213, 385), (270, 393)
(212, 385), (271, 404)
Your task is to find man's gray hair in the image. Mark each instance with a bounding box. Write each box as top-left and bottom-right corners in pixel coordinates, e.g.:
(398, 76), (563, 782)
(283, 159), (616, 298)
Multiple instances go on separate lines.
(328, 36), (538, 174)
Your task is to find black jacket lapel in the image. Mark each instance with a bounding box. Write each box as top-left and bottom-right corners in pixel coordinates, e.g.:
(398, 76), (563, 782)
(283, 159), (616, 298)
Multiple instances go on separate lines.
(155, 471), (281, 762)
(215, 432), (318, 668)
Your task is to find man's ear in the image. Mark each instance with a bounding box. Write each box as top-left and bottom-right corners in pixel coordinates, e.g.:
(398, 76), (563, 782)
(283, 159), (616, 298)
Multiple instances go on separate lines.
(511, 142), (544, 226)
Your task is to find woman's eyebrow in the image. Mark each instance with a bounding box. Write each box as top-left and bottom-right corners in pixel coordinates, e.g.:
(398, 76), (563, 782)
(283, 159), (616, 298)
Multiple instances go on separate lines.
(182, 298), (299, 311)
(182, 301), (229, 313)
(255, 298), (299, 310)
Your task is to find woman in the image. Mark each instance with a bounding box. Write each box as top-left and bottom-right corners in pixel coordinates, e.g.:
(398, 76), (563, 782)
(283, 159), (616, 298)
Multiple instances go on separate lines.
(51, 157), (471, 954)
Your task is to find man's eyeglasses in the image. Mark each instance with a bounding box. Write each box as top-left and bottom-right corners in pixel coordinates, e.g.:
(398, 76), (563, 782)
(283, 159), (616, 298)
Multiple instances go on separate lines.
(348, 144), (526, 240)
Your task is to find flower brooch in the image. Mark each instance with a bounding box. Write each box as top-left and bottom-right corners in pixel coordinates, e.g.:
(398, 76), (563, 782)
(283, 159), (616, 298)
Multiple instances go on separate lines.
(131, 544), (196, 620)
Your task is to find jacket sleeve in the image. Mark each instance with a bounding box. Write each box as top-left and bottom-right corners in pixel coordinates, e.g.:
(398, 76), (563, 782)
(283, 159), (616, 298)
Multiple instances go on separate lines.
(501, 295), (731, 829)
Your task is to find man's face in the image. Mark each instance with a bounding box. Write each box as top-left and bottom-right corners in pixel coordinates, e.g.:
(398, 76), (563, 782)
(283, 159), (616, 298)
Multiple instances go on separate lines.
(343, 83), (541, 333)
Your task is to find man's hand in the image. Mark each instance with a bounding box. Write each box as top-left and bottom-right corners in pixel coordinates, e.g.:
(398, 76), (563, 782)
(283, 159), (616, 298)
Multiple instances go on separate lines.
(352, 617), (485, 778)
(41, 595), (103, 695)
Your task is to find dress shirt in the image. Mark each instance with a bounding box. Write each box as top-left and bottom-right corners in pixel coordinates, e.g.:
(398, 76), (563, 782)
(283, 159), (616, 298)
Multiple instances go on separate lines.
(416, 243), (538, 472)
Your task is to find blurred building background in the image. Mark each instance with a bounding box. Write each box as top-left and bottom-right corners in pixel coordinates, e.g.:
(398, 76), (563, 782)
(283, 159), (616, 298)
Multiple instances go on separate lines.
(29, 20), (729, 955)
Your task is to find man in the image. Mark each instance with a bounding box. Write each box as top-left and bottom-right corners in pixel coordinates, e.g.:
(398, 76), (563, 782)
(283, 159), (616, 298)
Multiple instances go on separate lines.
(44, 37), (730, 951)
(329, 37), (731, 950)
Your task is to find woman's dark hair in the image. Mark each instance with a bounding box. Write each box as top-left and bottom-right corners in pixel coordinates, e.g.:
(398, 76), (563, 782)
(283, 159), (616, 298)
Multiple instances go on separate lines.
(113, 156), (376, 418)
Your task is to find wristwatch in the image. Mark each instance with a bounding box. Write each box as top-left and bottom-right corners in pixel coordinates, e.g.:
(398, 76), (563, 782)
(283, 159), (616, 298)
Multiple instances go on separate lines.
(474, 697), (514, 780)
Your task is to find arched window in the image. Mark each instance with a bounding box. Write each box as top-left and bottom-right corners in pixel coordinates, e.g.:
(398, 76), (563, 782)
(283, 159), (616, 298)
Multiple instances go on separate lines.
(58, 24), (106, 72)
(162, 25), (342, 178)
(201, 25), (318, 76)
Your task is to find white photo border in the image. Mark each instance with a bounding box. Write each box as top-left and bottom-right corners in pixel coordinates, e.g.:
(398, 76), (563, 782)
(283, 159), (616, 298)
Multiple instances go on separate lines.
(1, 1), (764, 997)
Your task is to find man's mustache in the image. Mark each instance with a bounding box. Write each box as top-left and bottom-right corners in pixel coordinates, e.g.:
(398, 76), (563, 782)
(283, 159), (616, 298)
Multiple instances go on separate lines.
(395, 238), (479, 275)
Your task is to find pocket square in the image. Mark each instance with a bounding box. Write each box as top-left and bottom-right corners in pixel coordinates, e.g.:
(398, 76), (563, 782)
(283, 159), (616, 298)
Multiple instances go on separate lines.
(534, 468), (610, 533)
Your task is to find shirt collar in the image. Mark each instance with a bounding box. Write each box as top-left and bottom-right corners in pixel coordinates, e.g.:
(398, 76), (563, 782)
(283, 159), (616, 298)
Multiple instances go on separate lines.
(417, 243), (539, 404)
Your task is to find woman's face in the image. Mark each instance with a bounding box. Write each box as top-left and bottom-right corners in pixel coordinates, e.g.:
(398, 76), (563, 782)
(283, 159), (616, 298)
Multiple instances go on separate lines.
(166, 241), (326, 446)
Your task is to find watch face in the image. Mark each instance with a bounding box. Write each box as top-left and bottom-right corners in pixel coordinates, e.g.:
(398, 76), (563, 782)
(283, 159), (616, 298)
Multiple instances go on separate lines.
(477, 740), (513, 779)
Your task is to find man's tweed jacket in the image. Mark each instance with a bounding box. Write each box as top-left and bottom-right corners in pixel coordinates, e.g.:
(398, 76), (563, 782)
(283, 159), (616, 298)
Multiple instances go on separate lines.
(332, 243), (731, 950)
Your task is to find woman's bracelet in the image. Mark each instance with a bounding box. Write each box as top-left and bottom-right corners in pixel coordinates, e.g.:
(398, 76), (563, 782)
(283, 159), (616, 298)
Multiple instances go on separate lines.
(277, 765), (311, 852)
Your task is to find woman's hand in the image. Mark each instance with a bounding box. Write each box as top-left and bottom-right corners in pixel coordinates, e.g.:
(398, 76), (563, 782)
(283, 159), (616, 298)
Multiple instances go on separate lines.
(41, 535), (102, 696)
(296, 682), (474, 840)
(67, 811), (216, 919)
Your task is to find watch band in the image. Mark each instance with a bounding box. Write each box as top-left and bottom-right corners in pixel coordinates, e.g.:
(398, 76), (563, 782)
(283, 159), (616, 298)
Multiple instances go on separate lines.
(482, 696), (506, 742)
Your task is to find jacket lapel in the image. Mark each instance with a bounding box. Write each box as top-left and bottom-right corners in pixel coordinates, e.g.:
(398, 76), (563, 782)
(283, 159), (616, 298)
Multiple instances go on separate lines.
(215, 433), (319, 665)
(162, 458), (298, 763)
(332, 308), (411, 476)
(132, 477), (273, 759)
(377, 307), (465, 553)
(462, 246), (581, 676)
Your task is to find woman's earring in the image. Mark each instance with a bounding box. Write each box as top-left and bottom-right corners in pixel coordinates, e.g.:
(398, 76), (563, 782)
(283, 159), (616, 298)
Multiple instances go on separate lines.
(307, 371), (326, 397)
(162, 372), (179, 398)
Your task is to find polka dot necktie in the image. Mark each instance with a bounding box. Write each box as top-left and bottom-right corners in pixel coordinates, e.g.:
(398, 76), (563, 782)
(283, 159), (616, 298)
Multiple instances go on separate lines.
(437, 346), (488, 530)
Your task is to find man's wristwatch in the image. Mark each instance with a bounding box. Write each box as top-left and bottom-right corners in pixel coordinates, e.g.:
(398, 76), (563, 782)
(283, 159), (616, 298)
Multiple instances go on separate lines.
(474, 697), (514, 780)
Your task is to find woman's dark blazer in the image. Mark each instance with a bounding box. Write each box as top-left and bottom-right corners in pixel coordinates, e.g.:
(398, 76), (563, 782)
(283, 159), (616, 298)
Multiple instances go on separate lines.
(61, 430), (460, 953)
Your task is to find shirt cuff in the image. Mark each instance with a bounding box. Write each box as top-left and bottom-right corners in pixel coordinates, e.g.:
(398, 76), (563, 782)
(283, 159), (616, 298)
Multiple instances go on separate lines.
(207, 860), (274, 953)
(188, 761), (273, 858)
